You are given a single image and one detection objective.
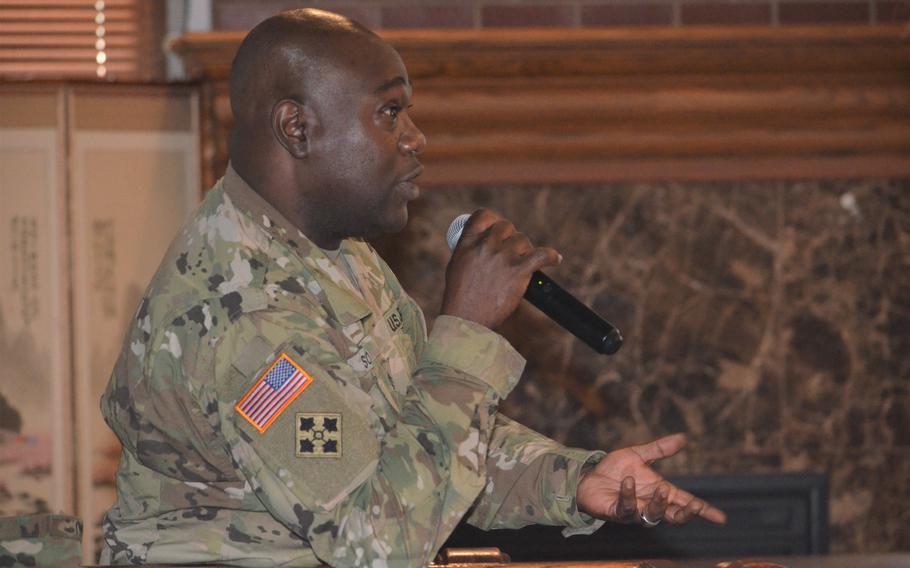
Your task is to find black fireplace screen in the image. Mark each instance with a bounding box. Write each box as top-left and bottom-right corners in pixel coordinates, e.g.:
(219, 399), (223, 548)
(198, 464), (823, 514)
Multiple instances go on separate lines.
(443, 473), (829, 561)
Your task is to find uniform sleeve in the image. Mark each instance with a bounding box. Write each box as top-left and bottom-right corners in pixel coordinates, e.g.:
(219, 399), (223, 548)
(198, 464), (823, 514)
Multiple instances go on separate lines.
(212, 310), (525, 567)
(463, 414), (607, 536)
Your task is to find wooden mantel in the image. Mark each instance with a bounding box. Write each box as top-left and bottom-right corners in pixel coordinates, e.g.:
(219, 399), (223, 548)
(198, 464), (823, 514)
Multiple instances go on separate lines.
(170, 27), (910, 188)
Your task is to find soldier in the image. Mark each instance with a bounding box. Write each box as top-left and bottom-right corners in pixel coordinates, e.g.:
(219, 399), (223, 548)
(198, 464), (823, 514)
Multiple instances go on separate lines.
(99, 8), (725, 567)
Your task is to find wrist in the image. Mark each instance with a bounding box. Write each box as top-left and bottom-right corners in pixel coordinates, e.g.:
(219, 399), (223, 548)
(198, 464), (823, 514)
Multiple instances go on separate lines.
(575, 452), (605, 516)
(439, 304), (496, 331)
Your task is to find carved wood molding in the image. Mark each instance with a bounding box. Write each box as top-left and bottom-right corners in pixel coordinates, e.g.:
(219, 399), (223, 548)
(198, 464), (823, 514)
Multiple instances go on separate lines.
(169, 27), (910, 188)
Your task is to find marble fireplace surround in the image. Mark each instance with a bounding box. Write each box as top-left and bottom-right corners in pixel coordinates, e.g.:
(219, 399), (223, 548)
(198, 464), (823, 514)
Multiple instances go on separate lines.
(172, 28), (910, 552)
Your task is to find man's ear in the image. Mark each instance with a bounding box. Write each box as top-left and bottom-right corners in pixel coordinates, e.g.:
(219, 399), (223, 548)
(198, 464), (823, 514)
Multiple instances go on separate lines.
(271, 99), (313, 159)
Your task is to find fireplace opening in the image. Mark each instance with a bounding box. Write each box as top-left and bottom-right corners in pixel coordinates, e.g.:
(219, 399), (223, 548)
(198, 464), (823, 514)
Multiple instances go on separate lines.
(444, 473), (829, 561)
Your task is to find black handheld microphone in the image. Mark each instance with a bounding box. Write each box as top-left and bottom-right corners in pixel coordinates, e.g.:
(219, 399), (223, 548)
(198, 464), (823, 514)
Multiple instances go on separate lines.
(446, 214), (623, 356)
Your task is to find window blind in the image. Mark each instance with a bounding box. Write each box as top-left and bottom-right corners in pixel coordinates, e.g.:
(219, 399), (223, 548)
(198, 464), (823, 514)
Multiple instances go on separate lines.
(0, 0), (164, 80)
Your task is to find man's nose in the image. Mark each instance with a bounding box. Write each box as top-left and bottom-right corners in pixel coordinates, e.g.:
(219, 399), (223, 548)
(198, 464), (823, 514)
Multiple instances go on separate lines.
(398, 117), (427, 157)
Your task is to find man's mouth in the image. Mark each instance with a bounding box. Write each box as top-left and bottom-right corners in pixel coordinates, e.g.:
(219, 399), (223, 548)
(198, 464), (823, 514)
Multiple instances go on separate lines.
(399, 164), (424, 184)
(397, 165), (424, 200)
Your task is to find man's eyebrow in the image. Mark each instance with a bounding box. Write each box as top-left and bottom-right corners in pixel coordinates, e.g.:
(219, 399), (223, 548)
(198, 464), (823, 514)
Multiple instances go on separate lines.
(374, 76), (409, 95)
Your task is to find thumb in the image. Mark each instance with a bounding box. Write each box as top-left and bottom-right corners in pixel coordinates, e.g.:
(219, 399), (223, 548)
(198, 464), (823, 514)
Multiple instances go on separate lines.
(523, 246), (562, 273)
(630, 433), (686, 464)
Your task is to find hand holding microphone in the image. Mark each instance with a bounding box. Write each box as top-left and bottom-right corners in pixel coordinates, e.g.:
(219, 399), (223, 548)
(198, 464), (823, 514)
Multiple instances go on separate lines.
(440, 209), (562, 331)
(444, 210), (623, 356)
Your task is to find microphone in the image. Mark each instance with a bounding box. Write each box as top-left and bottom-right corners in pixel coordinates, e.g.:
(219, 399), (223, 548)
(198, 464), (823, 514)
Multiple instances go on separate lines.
(446, 214), (623, 356)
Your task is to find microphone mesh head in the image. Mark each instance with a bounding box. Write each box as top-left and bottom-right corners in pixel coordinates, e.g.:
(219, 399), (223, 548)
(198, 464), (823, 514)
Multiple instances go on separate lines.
(446, 214), (472, 251)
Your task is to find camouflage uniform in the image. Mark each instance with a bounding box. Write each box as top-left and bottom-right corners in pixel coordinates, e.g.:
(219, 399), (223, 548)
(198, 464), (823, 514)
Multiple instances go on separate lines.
(0, 513), (82, 567)
(99, 165), (605, 567)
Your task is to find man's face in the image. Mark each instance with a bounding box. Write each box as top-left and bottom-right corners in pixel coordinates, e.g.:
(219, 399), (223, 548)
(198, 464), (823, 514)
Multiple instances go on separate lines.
(303, 36), (426, 243)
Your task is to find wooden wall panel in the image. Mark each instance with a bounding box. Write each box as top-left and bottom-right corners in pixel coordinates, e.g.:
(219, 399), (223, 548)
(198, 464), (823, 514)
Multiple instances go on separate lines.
(169, 26), (910, 189)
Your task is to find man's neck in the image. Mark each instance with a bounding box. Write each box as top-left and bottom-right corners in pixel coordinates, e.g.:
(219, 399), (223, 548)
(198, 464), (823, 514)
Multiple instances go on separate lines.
(229, 159), (343, 249)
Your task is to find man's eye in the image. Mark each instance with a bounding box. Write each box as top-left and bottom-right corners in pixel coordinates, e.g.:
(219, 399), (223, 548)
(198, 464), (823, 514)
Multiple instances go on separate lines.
(381, 106), (401, 120)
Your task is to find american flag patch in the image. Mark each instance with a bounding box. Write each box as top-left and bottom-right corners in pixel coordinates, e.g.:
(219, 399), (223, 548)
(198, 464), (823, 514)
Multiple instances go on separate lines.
(235, 353), (313, 433)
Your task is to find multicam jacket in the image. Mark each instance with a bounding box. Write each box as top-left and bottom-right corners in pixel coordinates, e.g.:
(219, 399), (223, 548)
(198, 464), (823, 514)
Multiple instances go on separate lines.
(99, 165), (604, 567)
(0, 514), (82, 568)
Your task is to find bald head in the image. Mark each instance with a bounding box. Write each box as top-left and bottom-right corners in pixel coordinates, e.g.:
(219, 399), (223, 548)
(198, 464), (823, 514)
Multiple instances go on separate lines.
(224, 8), (425, 249)
(228, 9), (377, 138)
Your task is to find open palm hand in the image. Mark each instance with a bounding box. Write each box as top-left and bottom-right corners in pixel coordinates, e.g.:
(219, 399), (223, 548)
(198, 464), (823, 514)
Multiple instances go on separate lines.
(576, 434), (726, 526)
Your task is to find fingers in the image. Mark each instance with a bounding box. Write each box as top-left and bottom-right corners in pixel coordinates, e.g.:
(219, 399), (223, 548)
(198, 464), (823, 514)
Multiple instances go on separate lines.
(630, 433), (687, 464)
(612, 476), (726, 527)
(496, 228), (560, 272)
(459, 208), (503, 242)
(616, 477), (639, 523)
(524, 246), (562, 271)
(643, 482), (670, 524)
(462, 209), (562, 272)
(631, 436), (725, 525)
(486, 219), (516, 245)
(694, 500), (726, 525)
(665, 485), (727, 525)
(670, 498), (704, 524)
(669, 498), (726, 525)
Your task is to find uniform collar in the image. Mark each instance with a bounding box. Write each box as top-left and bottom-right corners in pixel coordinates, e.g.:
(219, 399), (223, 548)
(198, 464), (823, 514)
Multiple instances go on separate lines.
(222, 163), (310, 250)
(222, 163), (372, 326)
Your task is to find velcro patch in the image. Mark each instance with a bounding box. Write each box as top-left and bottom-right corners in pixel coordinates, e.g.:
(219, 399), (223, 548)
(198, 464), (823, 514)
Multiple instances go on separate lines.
(235, 353), (313, 433)
(296, 413), (341, 458)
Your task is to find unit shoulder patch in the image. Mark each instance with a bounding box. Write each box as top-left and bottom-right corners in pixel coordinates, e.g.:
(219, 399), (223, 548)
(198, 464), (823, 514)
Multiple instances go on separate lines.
(235, 353), (313, 433)
(296, 413), (341, 458)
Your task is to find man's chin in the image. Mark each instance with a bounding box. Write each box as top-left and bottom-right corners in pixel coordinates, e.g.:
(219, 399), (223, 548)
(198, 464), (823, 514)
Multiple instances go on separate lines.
(384, 210), (409, 236)
(362, 208), (409, 241)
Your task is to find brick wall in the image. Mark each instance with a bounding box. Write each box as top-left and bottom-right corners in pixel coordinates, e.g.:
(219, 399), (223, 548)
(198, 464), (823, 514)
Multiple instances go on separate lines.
(213, 0), (909, 30)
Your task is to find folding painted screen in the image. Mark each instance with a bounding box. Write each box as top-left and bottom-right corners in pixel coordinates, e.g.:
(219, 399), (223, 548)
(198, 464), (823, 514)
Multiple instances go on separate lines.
(0, 84), (199, 563)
